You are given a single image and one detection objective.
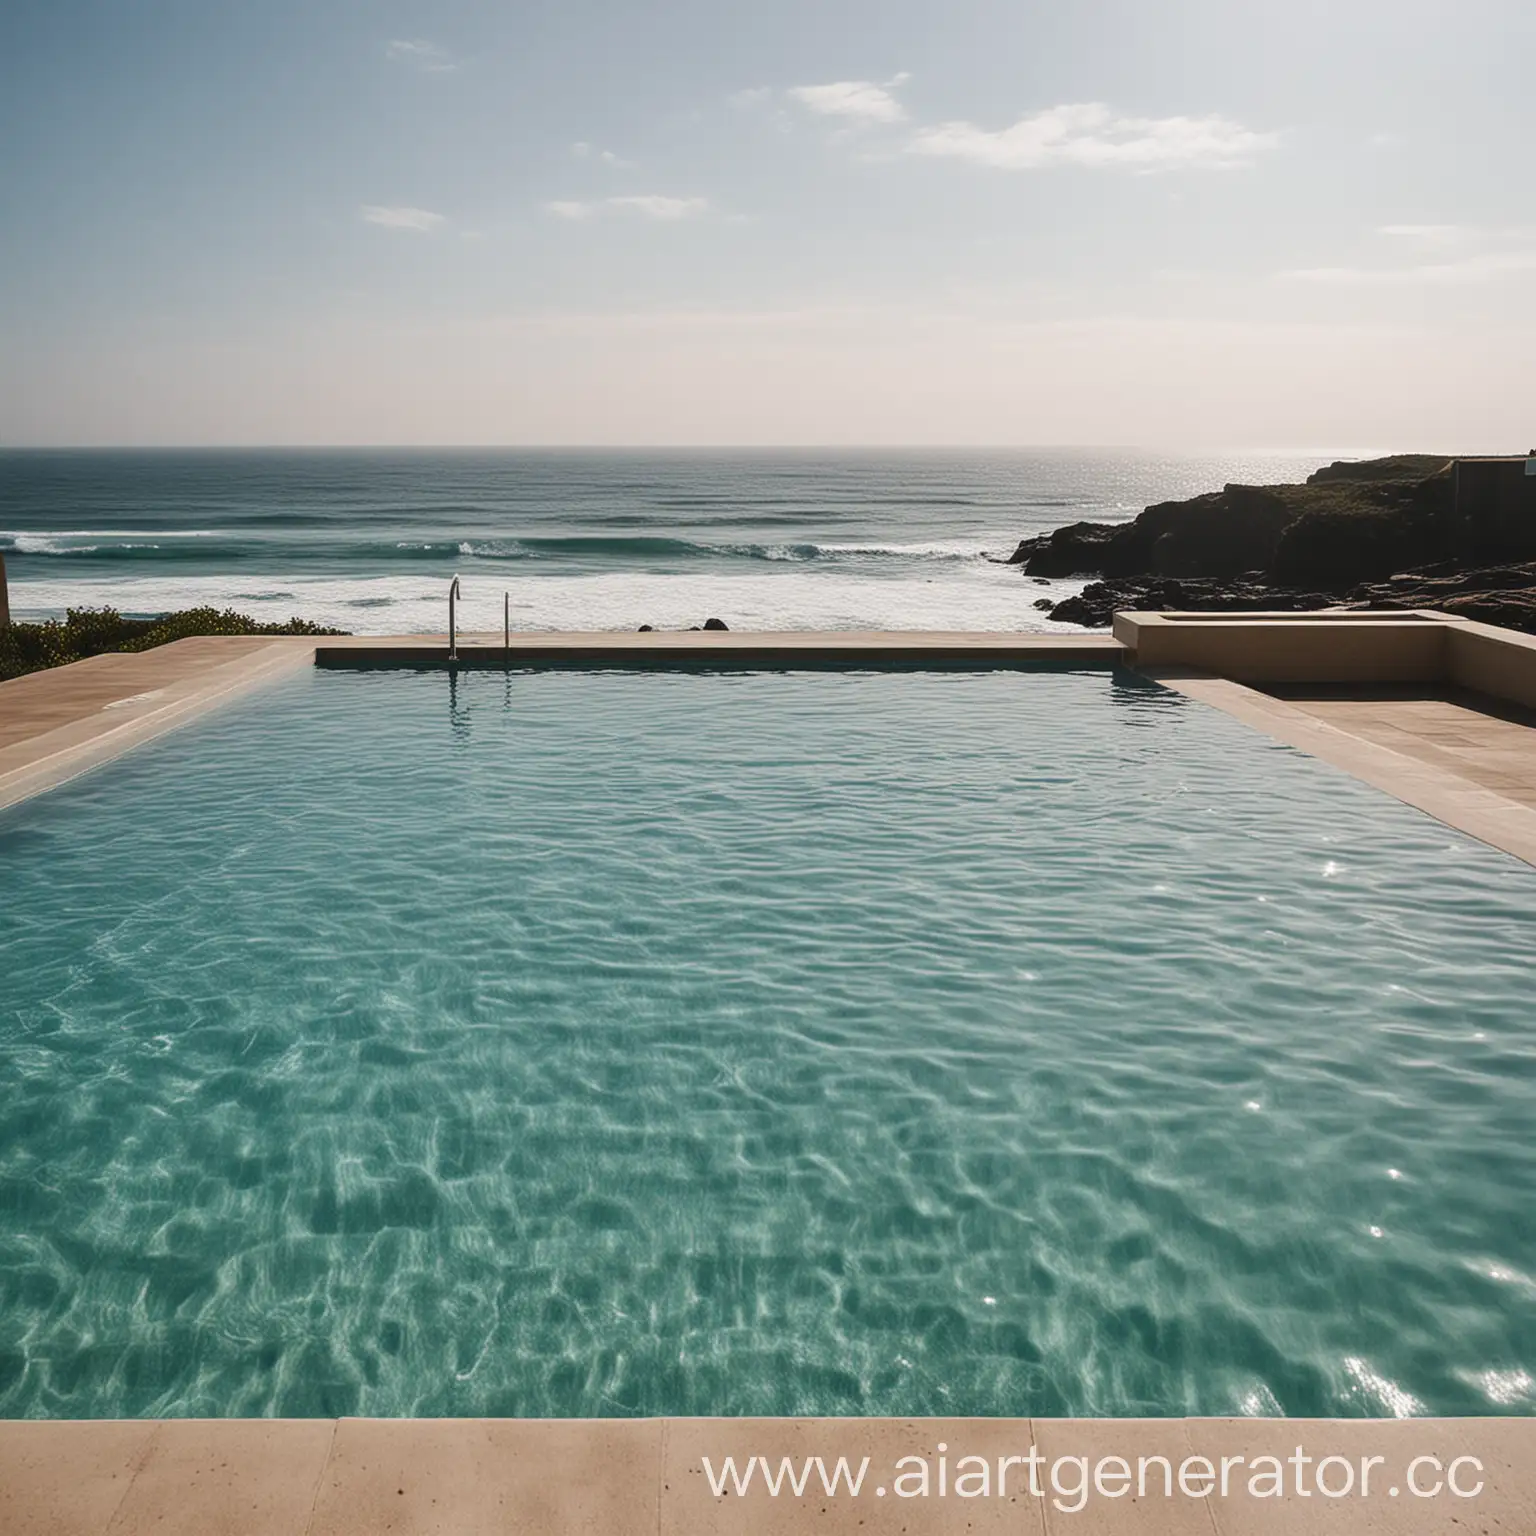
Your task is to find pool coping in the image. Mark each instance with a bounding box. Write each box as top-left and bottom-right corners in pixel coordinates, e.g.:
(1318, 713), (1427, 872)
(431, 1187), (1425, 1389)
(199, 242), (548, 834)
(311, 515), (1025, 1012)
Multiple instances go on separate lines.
(3, 1413), (1532, 1535)
(313, 629), (1123, 669)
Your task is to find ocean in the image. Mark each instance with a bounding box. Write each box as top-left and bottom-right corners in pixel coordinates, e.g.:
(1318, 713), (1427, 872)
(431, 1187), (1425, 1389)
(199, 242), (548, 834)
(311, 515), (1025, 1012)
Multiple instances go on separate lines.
(0, 449), (1332, 634)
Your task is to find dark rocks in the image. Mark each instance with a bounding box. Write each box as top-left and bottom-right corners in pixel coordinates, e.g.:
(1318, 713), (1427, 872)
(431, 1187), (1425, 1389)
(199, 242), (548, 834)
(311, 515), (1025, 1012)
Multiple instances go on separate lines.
(1017, 454), (1536, 637)
(1010, 485), (1300, 581)
(1049, 577), (1335, 630)
(637, 624), (654, 632)
(1438, 589), (1536, 630)
(1349, 563), (1536, 631)
(1005, 521), (1120, 576)
(702, 617), (730, 631)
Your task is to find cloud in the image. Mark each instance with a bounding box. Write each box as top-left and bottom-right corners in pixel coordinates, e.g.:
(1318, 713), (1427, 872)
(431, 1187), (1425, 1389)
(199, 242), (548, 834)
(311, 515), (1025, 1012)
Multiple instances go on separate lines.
(361, 205), (446, 232)
(1377, 224), (1471, 242)
(728, 87), (774, 110)
(545, 196), (709, 222)
(1279, 251), (1536, 285)
(385, 39), (455, 72)
(787, 74), (910, 125)
(571, 141), (634, 168)
(608, 195), (708, 220)
(907, 102), (1275, 170)
(1280, 225), (1536, 284)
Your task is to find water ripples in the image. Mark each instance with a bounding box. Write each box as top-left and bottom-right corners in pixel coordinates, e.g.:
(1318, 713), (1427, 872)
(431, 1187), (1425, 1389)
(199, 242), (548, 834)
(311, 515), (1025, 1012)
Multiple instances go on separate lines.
(0, 669), (1533, 1420)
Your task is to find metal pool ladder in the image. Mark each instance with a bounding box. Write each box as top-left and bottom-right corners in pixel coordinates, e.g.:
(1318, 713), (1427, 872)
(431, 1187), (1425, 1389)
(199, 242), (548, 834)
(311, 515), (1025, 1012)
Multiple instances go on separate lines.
(448, 575), (461, 661)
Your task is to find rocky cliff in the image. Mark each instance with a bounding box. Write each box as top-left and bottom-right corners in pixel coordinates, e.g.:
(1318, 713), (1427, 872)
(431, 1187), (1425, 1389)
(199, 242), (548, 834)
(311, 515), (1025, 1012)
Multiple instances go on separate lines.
(1012, 455), (1536, 634)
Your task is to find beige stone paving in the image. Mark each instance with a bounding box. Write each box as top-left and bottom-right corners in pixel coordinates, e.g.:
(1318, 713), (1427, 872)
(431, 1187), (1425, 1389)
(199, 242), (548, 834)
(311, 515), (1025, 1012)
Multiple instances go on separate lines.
(102, 1420), (335, 1536)
(0, 1420), (156, 1536)
(0, 636), (316, 810)
(3, 1417), (1534, 1535)
(0, 636), (321, 750)
(308, 1418), (662, 1536)
(1260, 686), (1536, 813)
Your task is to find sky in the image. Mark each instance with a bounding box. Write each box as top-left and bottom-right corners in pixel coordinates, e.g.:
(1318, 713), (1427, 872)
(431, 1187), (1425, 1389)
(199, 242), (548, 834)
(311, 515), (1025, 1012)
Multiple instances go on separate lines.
(1, 0), (1533, 450)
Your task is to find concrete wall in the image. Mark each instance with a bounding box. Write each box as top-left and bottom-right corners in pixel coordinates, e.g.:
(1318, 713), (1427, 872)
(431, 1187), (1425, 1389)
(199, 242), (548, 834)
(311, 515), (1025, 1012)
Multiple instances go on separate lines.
(1112, 611), (1454, 683)
(1447, 619), (1536, 710)
(1114, 610), (1536, 710)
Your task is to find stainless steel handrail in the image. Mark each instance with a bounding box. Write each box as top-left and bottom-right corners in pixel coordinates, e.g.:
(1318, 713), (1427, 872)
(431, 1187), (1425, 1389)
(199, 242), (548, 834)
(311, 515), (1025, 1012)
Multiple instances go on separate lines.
(448, 575), (461, 660)
(504, 591), (510, 653)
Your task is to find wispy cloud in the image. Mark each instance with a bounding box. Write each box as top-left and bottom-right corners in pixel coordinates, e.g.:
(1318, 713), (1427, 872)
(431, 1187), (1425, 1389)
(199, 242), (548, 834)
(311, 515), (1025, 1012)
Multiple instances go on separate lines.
(1280, 225), (1536, 284)
(548, 195), (709, 222)
(361, 205), (446, 232)
(385, 39), (455, 72)
(787, 73), (910, 125)
(1377, 224), (1472, 243)
(1281, 251), (1536, 285)
(609, 195), (708, 220)
(908, 103), (1275, 171)
(571, 141), (634, 168)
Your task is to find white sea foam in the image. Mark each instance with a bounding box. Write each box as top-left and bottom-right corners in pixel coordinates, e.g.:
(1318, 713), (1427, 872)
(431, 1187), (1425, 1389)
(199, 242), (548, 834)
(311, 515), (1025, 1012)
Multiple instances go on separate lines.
(9, 566), (1090, 635)
(1, 529), (217, 551)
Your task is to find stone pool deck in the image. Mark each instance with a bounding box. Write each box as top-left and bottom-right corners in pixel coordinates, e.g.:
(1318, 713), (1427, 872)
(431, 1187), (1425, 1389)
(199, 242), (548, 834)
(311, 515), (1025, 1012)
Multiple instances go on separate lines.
(3, 1414), (1533, 1535)
(0, 635), (316, 812)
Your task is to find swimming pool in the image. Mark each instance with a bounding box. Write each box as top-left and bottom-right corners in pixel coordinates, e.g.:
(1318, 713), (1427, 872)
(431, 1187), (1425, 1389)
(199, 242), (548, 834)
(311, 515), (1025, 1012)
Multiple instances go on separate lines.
(0, 667), (1532, 1420)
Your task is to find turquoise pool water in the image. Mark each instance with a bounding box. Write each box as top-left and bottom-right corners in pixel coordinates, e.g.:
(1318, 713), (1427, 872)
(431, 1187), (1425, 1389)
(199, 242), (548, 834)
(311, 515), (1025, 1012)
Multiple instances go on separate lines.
(1, 668), (1533, 1420)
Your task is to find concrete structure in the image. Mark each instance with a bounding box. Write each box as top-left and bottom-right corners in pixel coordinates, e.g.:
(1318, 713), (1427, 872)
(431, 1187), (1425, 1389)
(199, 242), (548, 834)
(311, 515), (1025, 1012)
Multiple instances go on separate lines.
(314, 629), (1118, 671)
(1113, 610), (1536, 709)
(1451, 452), (1536, 559)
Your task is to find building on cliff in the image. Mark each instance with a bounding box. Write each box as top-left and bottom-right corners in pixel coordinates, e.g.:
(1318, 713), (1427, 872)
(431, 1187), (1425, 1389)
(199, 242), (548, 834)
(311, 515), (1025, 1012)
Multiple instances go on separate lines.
(1451, 455), (1536, 560)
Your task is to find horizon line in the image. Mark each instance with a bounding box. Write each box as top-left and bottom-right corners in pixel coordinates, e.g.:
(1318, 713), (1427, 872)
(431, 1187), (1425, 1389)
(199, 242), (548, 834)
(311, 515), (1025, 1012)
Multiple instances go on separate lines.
(0, 442), (1415, 457)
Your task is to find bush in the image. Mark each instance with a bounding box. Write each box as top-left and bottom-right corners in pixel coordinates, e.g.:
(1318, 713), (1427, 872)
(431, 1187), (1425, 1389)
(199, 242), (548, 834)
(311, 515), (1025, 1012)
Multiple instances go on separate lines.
(0, 607), (347, 682)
